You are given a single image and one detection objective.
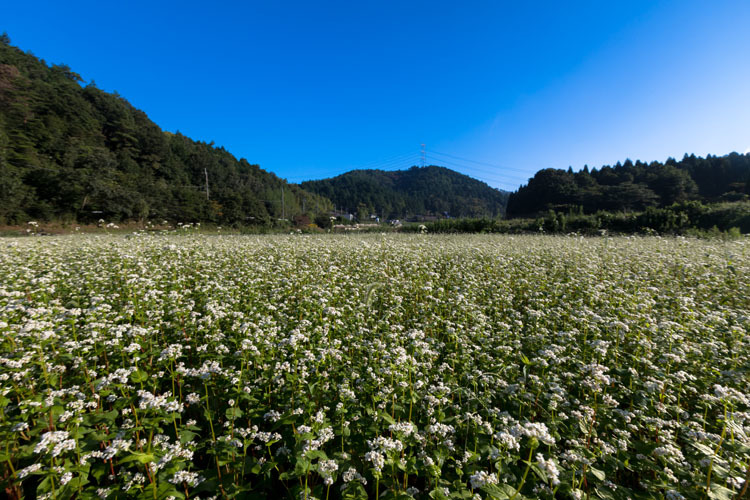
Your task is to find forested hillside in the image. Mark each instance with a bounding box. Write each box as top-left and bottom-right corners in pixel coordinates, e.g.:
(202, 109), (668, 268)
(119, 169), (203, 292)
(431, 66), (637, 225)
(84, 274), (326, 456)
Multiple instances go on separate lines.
(301, 166), (509, 219)
(4, 32), (749, 229)
(507, 153), (750, 217)
(0, 34), (331, 225)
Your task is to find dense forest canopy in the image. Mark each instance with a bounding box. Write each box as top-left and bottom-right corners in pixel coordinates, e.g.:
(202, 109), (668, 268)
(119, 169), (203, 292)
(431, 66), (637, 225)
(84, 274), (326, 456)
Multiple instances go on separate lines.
(301, 166), (510, 219)
(507, 154), (750, 217)
(2, 33), (749, 229)
(0, 34), (332, 225)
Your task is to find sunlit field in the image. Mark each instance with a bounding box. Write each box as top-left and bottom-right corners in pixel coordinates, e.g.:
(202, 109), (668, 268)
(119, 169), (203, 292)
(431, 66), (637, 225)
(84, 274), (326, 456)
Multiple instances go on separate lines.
(1, 234), (748, 500)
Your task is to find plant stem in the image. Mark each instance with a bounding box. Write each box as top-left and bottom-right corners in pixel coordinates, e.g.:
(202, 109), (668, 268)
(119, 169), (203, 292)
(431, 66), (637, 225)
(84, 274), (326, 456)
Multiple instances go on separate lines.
(509, 447), (534, 500)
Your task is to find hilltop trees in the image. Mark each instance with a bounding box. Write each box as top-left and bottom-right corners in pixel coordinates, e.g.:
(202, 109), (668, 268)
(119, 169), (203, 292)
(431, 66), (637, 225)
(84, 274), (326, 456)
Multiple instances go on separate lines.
(507, 154), (746, 217)
(0, 34), (331, 225)
(301, 166), (509, 219)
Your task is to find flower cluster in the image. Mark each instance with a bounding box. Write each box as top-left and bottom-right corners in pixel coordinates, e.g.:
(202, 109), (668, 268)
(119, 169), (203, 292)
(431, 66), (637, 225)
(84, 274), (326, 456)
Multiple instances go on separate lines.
(0, 234), (747, 499)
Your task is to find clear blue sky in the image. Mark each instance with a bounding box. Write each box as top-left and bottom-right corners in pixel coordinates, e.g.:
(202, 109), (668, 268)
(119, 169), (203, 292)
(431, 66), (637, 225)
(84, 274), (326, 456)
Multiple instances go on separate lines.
(4, 1), (750, 190)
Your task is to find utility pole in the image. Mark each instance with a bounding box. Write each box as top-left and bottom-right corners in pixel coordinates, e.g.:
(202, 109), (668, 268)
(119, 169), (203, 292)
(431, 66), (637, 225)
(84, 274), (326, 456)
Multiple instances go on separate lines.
(421, 144), (426, 168)
(204, 168), (210, 200)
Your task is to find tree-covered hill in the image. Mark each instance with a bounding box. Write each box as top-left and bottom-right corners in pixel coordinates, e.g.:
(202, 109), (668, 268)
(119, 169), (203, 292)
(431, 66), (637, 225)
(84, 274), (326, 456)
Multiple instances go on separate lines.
(507, 153), (750, 217)
(5, 32), (749, 229)
(301, 166), (509, 219)
(0, 34), (331, 225)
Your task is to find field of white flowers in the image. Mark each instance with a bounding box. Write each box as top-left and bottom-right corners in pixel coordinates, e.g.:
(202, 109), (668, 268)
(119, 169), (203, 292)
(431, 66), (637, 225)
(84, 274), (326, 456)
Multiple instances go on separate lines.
(0, 234), (748, 500)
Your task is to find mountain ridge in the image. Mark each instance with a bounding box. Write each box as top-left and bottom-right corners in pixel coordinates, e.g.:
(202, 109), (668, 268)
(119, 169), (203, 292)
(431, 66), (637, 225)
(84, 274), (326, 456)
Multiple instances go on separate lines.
(300, 165), (509, 219)
(3, 33), (749, 229)
(0, 34), (508, 225)
(0, 34), (332, 225)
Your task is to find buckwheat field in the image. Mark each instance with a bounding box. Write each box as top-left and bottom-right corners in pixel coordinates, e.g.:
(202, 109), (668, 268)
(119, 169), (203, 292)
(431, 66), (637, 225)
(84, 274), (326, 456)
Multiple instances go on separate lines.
(1, 234), (748, 500)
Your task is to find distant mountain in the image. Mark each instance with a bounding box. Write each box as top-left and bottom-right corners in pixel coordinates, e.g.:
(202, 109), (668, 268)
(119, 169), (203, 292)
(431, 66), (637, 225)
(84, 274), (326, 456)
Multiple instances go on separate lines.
(0, 34), (331, 225)
(506, 154), (750, 217)
(301, 166), (510, 219)
(7, 33), (747, 229)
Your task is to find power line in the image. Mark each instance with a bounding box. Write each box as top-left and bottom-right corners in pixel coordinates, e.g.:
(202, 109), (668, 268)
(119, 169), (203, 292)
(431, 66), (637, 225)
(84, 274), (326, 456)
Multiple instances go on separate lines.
(424, 158), (525, 190)
(350, 151), (421, 171)
(425, 154), (528, 183)
(429, 149), (532, 175)
(371, 154), (421, 171)
(284, 151), (421, 182)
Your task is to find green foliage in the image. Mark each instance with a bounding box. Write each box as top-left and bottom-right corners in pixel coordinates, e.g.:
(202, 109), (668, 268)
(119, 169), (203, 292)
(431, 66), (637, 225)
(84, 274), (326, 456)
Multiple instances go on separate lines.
(0, 35), (331, 224)
(408, 201), (750, 236)
(1, 234), (749, 498)
(301, 166), (509, 219)
(507, 154), (749, 217)
(4, 31), (749, 233)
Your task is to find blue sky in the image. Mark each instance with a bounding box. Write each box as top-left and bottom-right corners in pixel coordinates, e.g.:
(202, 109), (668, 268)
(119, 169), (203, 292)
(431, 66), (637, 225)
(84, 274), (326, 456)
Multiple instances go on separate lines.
(4, 1), (750, 190)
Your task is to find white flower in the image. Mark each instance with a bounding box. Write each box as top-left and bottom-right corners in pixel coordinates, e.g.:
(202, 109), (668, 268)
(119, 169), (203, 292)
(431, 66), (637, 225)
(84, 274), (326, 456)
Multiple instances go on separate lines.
(169, 470), (205, 487)
(364, 451), (385, 472)
(11, 422), (29, 432)
(341, 467), (367, 485)
(469, 470), (497, 489)
(17, 463), (42, 478)
(536, 453), (560, 486)
(34, 431), (71, 455)
(665, 490), (685, 500)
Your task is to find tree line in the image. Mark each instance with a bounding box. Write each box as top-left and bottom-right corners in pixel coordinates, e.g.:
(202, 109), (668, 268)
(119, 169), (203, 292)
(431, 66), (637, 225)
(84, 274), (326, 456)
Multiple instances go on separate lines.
(507, 154), (750, 217)
(0, 34), (331, 225)
(301, 166), (509, 220)
(2, 33), (749, 232)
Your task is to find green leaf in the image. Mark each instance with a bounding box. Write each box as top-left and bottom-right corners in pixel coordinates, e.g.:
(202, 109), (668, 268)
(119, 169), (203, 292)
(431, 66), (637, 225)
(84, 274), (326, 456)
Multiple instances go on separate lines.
(179, 430), (198, 444)
(529, 462), (547, 483)
(342, 482), (368, 500)
(589, 466), (606, 482)
(450, 488), (475, 499)
(578, 419), (589, 435)
(225, 407), (242, 420)
(707, 484), (734, 500)
(429, 487), (450, 500)
(130, 370), (148, 383)
(37, 476), (52, 495)
(293, 457), (311, 476)
(118, 452), (155, 464)
(306, 450), (328, 461)
(380, 411), (396, 425)
(690, 441), (715, 456)
(91, 462), (109, 483)
(595, 487), (617, 500)
(156, 480), (185, 499)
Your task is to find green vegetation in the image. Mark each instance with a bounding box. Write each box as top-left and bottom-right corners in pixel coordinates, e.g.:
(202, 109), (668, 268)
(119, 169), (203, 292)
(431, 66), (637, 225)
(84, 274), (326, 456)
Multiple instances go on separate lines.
(507, 154), (750, 217)
(301, 166), (510, 219)
(2, 32), (750, 235)
(0, 35), (331, 225)
(1, 234), (748, 499)
(405, 201), (750, 237)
